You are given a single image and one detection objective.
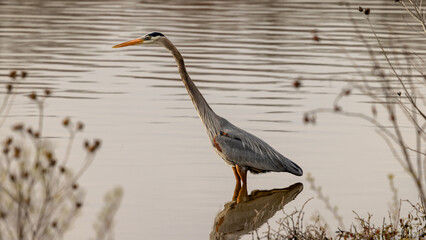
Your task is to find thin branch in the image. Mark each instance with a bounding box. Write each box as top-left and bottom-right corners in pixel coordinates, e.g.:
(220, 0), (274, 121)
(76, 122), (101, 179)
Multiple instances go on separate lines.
(367, 18), (426, 120)
(406, 146), (426, 156)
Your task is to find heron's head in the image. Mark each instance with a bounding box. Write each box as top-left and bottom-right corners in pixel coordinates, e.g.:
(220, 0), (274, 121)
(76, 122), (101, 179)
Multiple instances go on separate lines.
(113, 32), (165, 48)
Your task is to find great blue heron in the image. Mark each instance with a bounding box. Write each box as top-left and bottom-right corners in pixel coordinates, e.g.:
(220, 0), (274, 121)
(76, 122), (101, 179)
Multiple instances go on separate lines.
(113, 32), (303, 186)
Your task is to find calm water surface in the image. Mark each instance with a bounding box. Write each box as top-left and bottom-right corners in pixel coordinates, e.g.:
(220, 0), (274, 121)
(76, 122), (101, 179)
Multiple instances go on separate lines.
(0, 0), (423, 239)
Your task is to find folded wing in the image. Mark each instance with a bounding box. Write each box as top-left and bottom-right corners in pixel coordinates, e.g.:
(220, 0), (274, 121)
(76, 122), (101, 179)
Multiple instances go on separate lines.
(214, 123), (303, 176)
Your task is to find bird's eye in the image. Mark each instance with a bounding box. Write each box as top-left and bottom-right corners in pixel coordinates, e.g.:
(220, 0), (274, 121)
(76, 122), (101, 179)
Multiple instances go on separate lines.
(145, 36), (152, 40)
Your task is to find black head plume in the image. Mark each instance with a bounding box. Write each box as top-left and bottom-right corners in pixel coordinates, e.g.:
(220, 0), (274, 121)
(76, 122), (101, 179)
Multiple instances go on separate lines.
(147, 32), (164, 37)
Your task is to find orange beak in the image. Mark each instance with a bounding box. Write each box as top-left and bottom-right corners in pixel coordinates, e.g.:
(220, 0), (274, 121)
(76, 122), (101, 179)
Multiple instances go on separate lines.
(112, 38), (143, 48)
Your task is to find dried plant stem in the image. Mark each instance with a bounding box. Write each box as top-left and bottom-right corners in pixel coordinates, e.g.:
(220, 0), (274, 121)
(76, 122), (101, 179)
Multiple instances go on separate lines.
(62, 130), (75, 167)
(366, 16), (426, 209)
(0, 93), (11, 116)
(307, 1), (426, 210)
(366, 18), (426, 121)
(37, 102), (44, 138)
(0, 91), (17, 128)
(399, 0), (426, 33)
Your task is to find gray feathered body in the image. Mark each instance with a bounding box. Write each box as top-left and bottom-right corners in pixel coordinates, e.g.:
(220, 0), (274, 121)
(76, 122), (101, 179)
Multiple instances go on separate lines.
(212, 118), (303, 176)
(163, 37), (303, 176)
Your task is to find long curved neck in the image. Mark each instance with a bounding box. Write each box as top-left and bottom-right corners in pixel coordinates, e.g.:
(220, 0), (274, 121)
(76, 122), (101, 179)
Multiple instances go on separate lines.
(162, 38), (221, 138)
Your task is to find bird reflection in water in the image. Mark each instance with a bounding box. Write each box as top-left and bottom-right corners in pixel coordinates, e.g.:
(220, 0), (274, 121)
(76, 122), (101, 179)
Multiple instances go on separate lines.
(210, 183), (303, 240)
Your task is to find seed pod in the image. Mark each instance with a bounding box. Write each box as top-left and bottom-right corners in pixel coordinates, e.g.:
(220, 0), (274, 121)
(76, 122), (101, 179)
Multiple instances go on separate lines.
(5, 137), (13, 146)
(27, 127), (33, 136)
(45, 151), (53, 160)
(14, 147), (21, 158)
(6, 84), (12, 93)
(9, 71), (17, 79)
(343, 89), (351, 96)
(21, 171), (29, 179)
(293, 80), (301, 88)
(303, 114), (310, 124)
(3, 147), (9, 155)
(364, 8), (370, 15)
(94, 139), (101, 149)
(12, 124), (24, 131)
(62, 117), (70, 127)
(84, 140), (90, 149)
(49, 159), (57, 167)
(75, 202), (82, 208)
(334, 105), (341, 112)
(77, 122), (84, 131)
(29, 92), (37, 100)
(9, 174), (16, 182)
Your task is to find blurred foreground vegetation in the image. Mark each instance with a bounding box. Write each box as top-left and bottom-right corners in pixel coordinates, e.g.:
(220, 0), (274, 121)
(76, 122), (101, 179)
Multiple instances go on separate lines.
(0, 72), (122, 240)
(268, 1), (426, 239)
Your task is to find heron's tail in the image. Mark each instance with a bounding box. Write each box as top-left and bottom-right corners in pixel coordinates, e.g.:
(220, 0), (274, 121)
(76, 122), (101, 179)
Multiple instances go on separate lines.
(287, 160), (303, 176)
(280, 156), (303, 176)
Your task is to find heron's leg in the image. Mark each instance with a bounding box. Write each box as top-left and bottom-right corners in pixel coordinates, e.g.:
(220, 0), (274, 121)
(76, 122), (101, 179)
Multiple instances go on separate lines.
(232, 166), (241, 182)
(232, 166), (241, 200)
(236, 165), (247, 186)
(232, 182), (241, 201)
